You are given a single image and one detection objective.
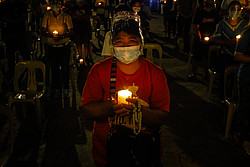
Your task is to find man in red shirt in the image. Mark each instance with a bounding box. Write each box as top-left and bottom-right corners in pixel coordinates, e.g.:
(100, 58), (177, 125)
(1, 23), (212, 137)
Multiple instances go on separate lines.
(81, 11), (170, 167)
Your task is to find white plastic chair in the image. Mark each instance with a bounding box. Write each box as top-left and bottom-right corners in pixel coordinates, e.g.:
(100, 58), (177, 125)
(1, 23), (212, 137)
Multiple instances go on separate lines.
(144, 43), (162, 67)
(8, 61), (46, 132)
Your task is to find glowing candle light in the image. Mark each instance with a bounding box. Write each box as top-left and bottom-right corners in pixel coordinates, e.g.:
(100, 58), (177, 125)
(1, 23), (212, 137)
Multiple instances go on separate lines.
(79, 58), (84, 64)
(236, 34), (241, 39)
(173, 0), (177, 2)
(118, 90), (132, 104)
(47, 6), (51, 11)
(204, 37), (210, 41)
(53, 30), (58, 37)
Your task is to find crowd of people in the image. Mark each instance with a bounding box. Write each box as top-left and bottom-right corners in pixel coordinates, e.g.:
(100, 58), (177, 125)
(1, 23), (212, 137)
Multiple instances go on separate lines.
(0, 0), (250, 166)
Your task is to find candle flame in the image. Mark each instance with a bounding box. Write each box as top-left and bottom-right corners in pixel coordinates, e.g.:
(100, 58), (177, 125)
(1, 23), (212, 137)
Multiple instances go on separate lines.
(204, 37), (210, 41)
(118, 90), (132, 97)
(47, 6), (51, 11)
(79, 59), (84, 64)
(118, 90), (132, 104)
(53, 30), (58, 34)
(236, 34), (241, 39)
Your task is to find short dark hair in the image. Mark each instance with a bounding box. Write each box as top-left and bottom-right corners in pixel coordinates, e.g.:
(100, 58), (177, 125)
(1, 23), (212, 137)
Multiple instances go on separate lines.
(129, 0), (142, 8)
(228, 0), (242, 10)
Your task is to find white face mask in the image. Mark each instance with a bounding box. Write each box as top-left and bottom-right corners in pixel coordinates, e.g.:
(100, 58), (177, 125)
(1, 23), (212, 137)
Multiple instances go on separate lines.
(114, 45), (141, 64)
(132, 7), (141, 13)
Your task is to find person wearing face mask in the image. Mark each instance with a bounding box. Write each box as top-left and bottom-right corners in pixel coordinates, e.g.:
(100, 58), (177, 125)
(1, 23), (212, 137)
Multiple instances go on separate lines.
(41, 0), (73, 99)
(210, 0), (248, 100)
(130, 0), (151, 41)
(81, 11), (170, 167)
(220, 0), (248, 18)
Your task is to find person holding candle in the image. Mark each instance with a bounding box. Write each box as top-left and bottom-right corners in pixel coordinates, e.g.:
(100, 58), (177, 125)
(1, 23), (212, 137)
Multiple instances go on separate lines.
(210, 0), (248, 101)
(41, 0), (73, 99)
(233, 26), (250, 155)
(81, 11), (170, 167)
(187, 0), (219, 81)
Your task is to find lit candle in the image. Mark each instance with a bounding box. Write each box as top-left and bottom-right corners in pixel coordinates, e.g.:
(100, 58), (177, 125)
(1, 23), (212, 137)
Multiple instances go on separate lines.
(47, 6), (51, 11)
(173, 0), (177, 2)
(53, 30), (58, 35)
(79, 58), (84, 64)
(204, 37), (210, 41)
(236, 34), (241, 39)
(53, 30), (58, 38)
(118, 90), (132, 104)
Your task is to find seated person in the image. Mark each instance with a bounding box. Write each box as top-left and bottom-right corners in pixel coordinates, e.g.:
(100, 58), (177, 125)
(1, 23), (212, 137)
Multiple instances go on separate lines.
(210, 0), (248, 98)
(188, 0), (220, 80)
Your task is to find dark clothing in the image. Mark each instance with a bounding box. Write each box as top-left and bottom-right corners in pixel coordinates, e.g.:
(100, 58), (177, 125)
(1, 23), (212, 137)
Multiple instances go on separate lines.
(107, 126), (161, 167)
(192, 8), (219, 61)
(235, 78), (250, 141)
(235, 28), (250, 81)
(192, 37), (210, 61)
(211, 18), (248, 56)
(47, 45), (70, 90)
(234, 28), (250, 141)
(177, 0), (195, 16)
(177, 15), (192, 52)
(193, 8), (220, 39)
(163, 0), (177, 38)
(71, 5), (92, 45)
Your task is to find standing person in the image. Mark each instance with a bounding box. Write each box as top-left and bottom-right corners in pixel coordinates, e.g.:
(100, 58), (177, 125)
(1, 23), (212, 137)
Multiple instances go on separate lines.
(210, 0), (248, 100)
(176, 0), (196, 53)
(163, 0), (177, 39)
(130, 0), (151, 41)
(188, 0), (220, 80)
(141, 0), (151, 20)
(71, 2), (92, 62)
(41, 0), (73, 98)
(81, 11), (170, 167)
(233, 26), (250, 155)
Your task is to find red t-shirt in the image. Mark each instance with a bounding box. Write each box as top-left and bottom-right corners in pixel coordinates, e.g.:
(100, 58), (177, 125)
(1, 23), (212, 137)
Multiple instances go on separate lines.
(81, 56), (170, 166)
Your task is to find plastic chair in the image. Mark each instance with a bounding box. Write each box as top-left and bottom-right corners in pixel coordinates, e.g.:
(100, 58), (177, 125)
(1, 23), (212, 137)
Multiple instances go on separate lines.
(143, 43), (162, 67)
(186, 52), (193, 78)
(8, 61), (46, 132)
(224, 64), (239, 138)
(207, 45), (220, 98)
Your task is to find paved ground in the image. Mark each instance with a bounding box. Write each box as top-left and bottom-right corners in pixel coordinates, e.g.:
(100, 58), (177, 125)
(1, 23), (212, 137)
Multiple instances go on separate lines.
(2, 12), (250, 167)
